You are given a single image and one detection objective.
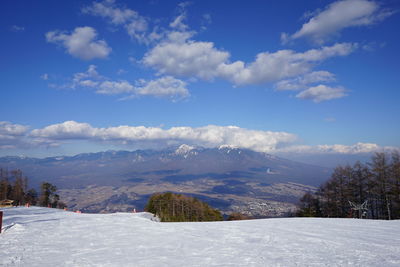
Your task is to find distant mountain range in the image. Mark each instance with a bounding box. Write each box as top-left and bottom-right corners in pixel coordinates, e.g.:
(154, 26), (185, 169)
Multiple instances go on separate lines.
(0, 145), (331, 216)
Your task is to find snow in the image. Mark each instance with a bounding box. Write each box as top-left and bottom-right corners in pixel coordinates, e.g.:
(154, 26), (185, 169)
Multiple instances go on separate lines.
(1, 207), (400, 266)
(175, 144), (197, 158)
(218, 144), (239, 150)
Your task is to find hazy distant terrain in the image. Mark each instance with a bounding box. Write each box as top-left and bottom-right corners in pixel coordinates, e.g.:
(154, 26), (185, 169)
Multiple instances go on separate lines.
(0, 145), (330, 216)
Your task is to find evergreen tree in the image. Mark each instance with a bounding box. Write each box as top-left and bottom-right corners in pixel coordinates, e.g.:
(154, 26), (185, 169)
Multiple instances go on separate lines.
(25, 188), (38, 205)
(0, 168), (9, 200)
(296, 192), (321, 217)
(11, 169), (27, 205)
(39, 182), (58, 207)
(145, 192), (223, 222)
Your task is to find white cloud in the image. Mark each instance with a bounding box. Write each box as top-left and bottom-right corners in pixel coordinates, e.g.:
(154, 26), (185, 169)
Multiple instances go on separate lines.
(70, 65), (103, 89)
(83, 0), (153, 44)
(29, 121), (297, 153)
(143, 38), (230, 80)
(46, 26), (112, 60)
(125, 17), (149, 43)
(221, 43), (354, 85)
(277, 142), (390, 155)
(283, 0), (393, 44)
(318, 142), (380, 154)
(0, 121), (28, 137)
(170, 13), (188, 31)
(97, 81), (134, 95)
(82, 0), (138, 25)
(0, 121), (30, 149)
(275, 71), (336, 91)
(135, 76), (189, 100)
(57, 65), (189, 100)
(296, 85), (347, 102)
(144, 38), (356, 86)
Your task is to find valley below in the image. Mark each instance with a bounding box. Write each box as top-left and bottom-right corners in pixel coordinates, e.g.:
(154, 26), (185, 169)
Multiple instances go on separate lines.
(59, 180), (317, 217)
(0, 145), (329, 217)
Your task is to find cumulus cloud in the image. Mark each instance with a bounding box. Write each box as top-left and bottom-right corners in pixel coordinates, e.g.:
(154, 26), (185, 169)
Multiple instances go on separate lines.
(82, 0), (138, 25)
(296, 85), (347, 102)
(46, 26), (112, 60)
(69, 65), (103, 89)
(143, 38), (230, 80)
(134, 76), (189, 100)
(81, 1), (355, 103)
(275, 71), (336, 91)
(282, 0), (393, 44)
(96, 81), (134, 95)
(57, 65), (189, 100)
(83, 0), (159, 44)
(0, 121), (28, 137)
(143, 34), (356, 86)
(0, 121), (29, 149)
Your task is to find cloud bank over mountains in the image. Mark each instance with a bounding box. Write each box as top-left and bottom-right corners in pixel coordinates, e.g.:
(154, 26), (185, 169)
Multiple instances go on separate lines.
(1, 121), (396, 155)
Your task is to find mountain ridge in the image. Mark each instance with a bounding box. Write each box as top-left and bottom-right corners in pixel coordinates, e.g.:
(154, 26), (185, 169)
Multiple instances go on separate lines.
(0, 145), (330, 216)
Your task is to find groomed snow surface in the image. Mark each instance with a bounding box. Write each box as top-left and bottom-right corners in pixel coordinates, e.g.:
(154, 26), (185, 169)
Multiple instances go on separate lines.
(1, 207), (400, 266)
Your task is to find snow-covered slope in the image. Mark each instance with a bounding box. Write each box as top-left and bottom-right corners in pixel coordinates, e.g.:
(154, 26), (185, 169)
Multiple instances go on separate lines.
(1, 207), (400, 266)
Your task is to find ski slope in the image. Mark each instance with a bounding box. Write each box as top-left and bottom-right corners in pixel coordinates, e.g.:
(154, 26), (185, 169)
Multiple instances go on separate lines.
(1, 207), (400, 266)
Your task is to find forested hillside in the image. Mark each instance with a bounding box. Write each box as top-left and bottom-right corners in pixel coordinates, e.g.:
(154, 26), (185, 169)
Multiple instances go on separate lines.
(145, 192), (223, 222)
(297, 152), (400, 220)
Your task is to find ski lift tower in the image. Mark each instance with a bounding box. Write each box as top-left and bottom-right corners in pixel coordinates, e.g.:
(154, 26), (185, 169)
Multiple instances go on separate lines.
(349, 200), (368, 219)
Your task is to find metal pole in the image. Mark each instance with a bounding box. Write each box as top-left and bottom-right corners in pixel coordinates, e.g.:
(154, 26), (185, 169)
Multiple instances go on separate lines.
(0, 211), (3, 234)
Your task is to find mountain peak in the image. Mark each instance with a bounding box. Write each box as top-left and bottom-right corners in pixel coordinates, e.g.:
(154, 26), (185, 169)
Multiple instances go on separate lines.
(218, 144), (239, 150)
(174, 144), (197, 158)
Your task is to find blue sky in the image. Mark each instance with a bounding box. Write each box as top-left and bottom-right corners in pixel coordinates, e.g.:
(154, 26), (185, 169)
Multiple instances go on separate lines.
(1, 0), (399, 159)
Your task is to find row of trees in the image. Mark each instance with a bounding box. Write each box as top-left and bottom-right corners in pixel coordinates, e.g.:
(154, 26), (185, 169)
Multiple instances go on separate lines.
(297, 152), (400, 220)
(0, 168), (64, 208)
(145, 192), (223, 222)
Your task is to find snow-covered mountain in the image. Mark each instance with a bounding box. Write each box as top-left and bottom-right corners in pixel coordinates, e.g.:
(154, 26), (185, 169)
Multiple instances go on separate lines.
(1, 207), (400, 266)
(0, 146), (329, 187)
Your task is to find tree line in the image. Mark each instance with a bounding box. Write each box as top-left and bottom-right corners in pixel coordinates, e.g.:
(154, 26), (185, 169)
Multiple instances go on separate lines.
(0, 168), (65, 208)
(297, 152), (400, 220)
(145, 192), (223, 222)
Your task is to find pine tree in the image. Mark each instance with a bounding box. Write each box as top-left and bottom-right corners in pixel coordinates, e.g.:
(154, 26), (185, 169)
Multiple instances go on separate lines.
(39, 182), (58, 207)
(0, 168), (9, 200)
